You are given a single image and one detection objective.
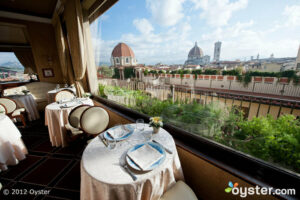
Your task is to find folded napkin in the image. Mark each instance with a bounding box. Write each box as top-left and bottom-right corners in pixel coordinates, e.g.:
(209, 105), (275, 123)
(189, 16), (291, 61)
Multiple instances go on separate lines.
(127, 144), (163, 171)
(107, 127), (128, 139)
(58, 99), (72, 104)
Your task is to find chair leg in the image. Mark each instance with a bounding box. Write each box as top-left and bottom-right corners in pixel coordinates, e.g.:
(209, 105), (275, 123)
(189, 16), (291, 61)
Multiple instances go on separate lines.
(19, 115), (26, 127)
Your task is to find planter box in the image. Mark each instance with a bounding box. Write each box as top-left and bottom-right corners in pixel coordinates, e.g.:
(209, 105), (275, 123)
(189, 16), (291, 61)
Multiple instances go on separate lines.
(185, 74), (190, 79)
(198, 75), (203, 79)
(204, 75), (210, 80)
(192, 74), (195, 79)
(227, 76), (235, 81)
(254, 77), (262, 82)
(264, 77), (274, 83)
(161, 74), (165, 77)
(167, 74), (172, 77)
(211, 75), (216, 80)
(279, 78), (289, 84)
(217, 76), (223, 80)
(175, 74), (180, 78)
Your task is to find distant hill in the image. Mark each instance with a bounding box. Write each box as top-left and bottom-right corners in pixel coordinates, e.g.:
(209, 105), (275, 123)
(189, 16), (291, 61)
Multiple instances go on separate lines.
(0, 61), (24, 72)
(97, 61), (111, 66)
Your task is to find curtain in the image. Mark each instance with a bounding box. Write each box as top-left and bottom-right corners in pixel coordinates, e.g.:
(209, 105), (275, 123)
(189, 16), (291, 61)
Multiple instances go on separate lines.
(64, 0), (88, 97)
(14, 49), (37, 74)
(52, 13), (75, 85)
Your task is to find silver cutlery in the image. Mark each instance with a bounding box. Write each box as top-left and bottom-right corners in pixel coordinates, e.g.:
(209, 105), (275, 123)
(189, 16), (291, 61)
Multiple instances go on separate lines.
(98, 134), (108, 147)
(121, 163), (137, 181)
(152, 139), (173, 154)
(126, 156), (142, 171)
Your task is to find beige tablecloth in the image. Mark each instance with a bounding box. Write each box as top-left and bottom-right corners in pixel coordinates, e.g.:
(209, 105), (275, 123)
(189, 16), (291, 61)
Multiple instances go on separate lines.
(9, 94), (40, 121)
(0, 114), (28, 171)
(45, 98), (94, 147)
(81, 124), (184, 200)
(47, 88), (76, 104)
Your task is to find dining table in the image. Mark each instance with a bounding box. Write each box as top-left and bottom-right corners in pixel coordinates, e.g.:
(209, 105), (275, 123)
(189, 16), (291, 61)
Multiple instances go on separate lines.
(80, 124), (184, 200)
(8, 94), (40, 121)
(45, 98), (94, 147)
(47, 87), (77, 104)
(0, 114), (28, 171)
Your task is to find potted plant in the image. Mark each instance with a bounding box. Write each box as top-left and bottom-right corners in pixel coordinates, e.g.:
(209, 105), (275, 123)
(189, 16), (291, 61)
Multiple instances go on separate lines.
(22, 90), (30, 95)
(149, 117), (163, 134)
(83, 92), (91, 99)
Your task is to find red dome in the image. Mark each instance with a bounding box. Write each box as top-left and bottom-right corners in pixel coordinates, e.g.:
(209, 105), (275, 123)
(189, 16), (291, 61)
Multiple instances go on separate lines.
(112, 43), (135, 57)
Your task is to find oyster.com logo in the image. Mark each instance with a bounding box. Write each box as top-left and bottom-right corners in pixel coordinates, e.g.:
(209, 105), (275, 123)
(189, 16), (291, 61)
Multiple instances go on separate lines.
(225, 181), (238, 193)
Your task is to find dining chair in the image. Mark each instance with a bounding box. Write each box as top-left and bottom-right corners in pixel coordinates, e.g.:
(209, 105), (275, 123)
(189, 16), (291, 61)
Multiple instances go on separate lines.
(80, 106), (109, 136)
(0, 103), (7, 114)
(159, 181), (198, 200)
(65, 105), (91, 142)
(54, 89), (76, 102)
(0, 98), (26, 127)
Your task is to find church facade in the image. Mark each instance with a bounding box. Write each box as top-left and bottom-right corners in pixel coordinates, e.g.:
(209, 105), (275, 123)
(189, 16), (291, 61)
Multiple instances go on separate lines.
(184, 42), (210, 66)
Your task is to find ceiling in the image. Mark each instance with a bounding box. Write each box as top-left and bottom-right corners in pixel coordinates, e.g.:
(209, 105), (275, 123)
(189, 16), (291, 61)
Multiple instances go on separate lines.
(0, 0), (58, 18)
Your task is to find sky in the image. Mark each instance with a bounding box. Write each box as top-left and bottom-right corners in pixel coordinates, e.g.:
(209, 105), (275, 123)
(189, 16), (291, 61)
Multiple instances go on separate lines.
(90, 0), (300, 65)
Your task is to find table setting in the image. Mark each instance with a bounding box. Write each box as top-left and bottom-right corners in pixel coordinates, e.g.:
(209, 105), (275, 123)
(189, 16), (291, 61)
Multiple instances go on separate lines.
(45, 97), (94, 147)
(7, 91), (40, 121)
(81, 117), (184, 200)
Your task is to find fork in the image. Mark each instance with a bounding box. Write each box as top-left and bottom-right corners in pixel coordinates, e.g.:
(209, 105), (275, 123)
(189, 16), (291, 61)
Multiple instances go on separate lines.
(120, 163), (137, 181)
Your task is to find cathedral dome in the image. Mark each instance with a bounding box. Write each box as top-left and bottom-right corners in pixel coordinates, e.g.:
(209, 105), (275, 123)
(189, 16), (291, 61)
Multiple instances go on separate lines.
(112, 42), (135, 57)
(188, 42), (203, 58)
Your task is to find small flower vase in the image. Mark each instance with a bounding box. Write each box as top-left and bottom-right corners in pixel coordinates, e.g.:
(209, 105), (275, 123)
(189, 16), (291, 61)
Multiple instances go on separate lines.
(152, 127), (160, 134)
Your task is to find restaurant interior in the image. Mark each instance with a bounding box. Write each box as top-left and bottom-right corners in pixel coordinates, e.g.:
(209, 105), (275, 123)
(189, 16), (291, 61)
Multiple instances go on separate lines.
(0, 0), (299, 200)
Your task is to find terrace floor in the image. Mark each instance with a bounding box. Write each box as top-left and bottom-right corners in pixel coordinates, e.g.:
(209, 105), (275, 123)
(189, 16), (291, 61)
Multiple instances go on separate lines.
(0, 114), (86, 200)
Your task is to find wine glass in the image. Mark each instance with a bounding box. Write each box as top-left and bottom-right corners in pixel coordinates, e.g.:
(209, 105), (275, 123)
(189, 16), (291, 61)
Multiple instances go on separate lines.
(56, 84), (60, 91)
(108, 138), (116, 150)
(136, 119), (145, 132)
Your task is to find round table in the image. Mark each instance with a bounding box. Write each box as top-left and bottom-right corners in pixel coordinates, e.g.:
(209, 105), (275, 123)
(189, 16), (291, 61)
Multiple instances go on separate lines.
(45, 98), (94, 147)
(81, 124), (184, 200)
(0, 114), (28, 171)
(8, 94), (40, 121)
(47, 88), (76, 104)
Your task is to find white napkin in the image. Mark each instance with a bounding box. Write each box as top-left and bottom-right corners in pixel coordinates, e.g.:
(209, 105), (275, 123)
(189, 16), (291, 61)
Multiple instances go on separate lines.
(60, 101), (77, 108)
(107, 128), (127, 139)
(127, 144), (163, 171)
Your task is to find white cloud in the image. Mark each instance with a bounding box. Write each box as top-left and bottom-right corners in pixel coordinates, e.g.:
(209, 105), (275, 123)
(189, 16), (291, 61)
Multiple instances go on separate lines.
(133, 18), (154, 35)
(283, 5), (300, 27)
(146, 0), (185, 27)
(192, 0), (248, 27)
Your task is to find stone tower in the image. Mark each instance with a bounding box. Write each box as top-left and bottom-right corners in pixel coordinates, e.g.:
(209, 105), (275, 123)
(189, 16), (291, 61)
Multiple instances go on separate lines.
(213, 41), (221, 62)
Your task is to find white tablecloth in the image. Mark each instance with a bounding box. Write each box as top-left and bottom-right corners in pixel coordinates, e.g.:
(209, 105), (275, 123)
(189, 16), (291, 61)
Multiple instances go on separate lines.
(9, 94), (40, 121)
(0, 115), (28, 171)
(81, 124), (184, 200)
(47, 88), (76, 104)
(45, 98), (94, 147)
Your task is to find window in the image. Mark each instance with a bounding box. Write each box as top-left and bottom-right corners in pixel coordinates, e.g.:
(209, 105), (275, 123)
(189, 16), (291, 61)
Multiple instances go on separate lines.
(115, 58), (119, 64)
(0, 52), (26, 82)
(91, 0), (300, 176)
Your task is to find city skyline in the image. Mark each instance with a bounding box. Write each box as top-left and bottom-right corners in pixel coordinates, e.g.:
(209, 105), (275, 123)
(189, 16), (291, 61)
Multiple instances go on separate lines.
(90, 0), (300, 65)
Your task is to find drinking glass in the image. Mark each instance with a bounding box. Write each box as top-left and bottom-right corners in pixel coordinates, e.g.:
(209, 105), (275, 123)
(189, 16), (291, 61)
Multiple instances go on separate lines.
(143, 130), (152, 142)
(56, 84), (60, 90)
(136, 119), (144, 132)
(64, 84), (68, 88)
(108, 138), (116, 150)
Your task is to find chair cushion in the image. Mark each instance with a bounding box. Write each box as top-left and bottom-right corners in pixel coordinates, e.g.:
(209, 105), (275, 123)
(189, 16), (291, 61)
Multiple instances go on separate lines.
(55, 90), (75, 102)
(160, 181), (198, 200)
(12, 108), (25, 117)
(80, 107), (109, 135)
(0, 103), (6, 114)
(0, 98), (17, 114)
(69, 105), (91, 128)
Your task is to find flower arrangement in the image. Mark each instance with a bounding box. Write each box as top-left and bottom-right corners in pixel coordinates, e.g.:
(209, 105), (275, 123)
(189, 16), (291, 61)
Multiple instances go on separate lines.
(149, 117), (163, 128)
(83, 92), (91, 98)
(22, 90), (30, 95)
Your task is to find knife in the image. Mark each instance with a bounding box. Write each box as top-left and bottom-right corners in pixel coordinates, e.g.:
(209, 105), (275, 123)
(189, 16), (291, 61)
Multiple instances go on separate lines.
(98, 134), (108, 147)
(152, 140), (173, 154)
(126, 156), (143, 171)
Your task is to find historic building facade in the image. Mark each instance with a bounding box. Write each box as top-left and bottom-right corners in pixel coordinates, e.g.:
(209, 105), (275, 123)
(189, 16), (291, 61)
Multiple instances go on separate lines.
(111, 42), (137, 67)
(184, 42), (210, 66)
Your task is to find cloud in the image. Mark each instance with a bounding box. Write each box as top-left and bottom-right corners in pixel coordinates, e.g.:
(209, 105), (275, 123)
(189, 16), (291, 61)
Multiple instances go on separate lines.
(192, 0), (248, 27)
(283, 4), (300, 27)
(146, 0), (185, 27)
(133, 18), (154, 35)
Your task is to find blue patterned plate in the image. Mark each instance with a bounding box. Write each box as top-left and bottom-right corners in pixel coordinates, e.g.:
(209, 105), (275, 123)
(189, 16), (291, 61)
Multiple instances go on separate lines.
(104, 124), (134, 141)
(126, 142), (166, 172)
